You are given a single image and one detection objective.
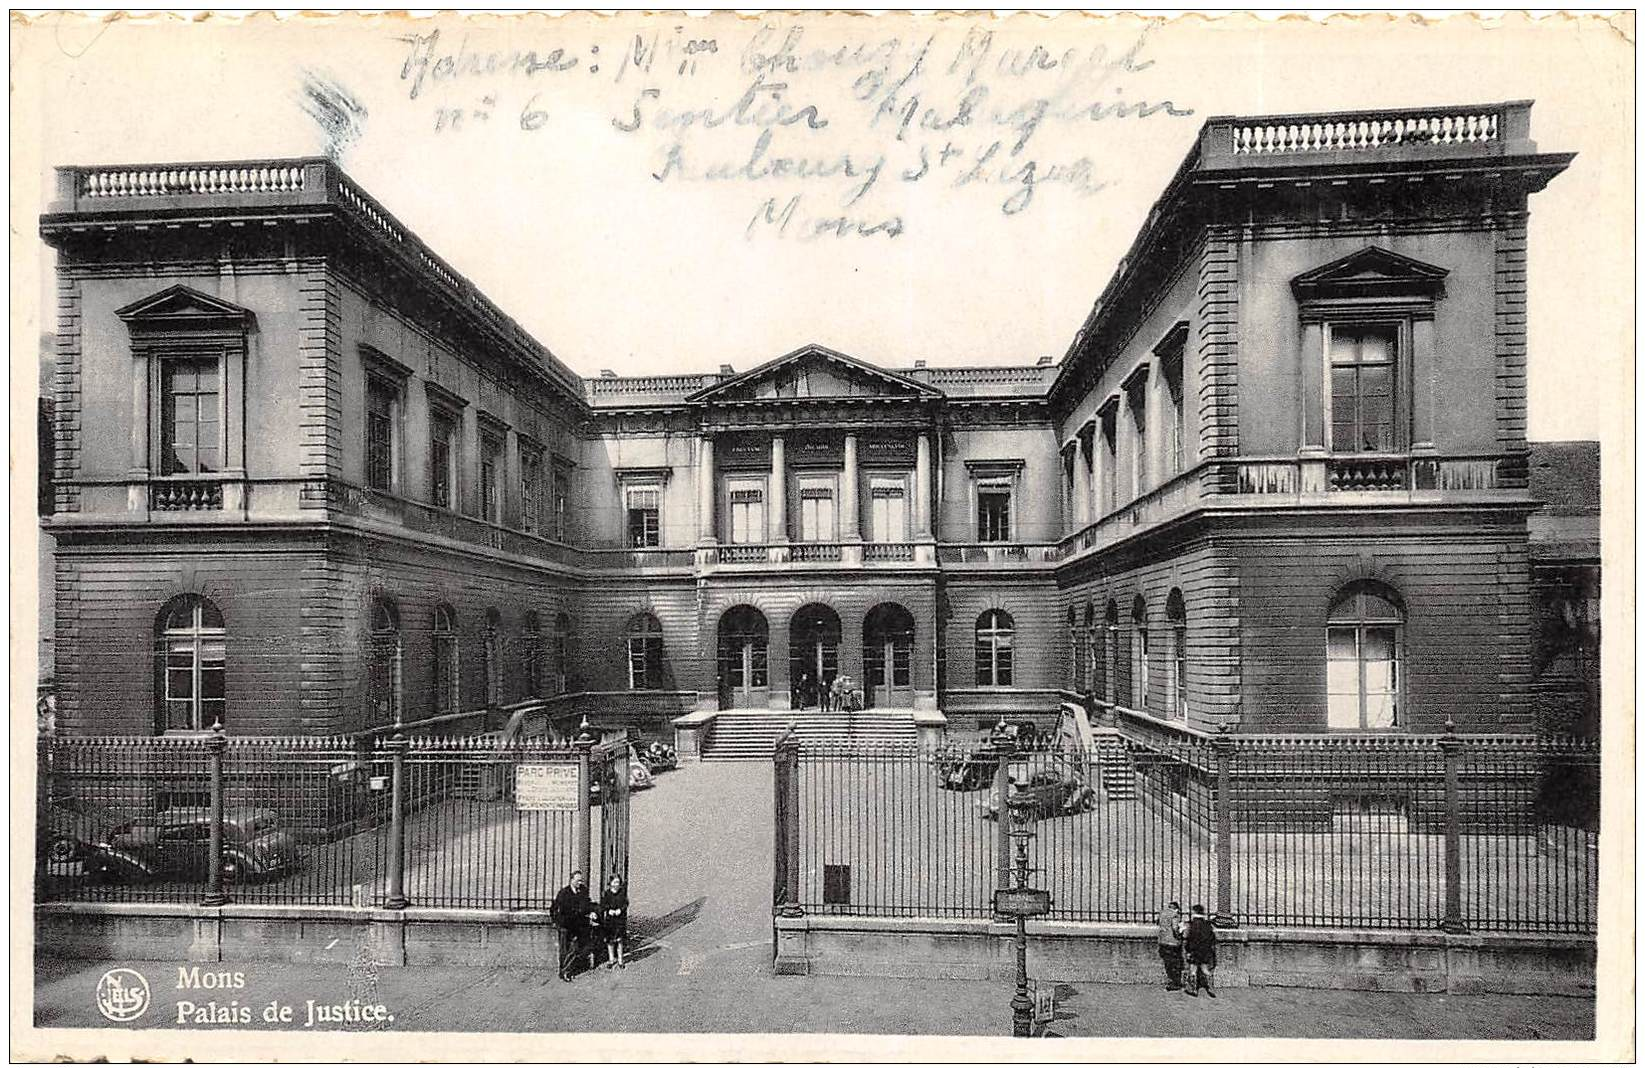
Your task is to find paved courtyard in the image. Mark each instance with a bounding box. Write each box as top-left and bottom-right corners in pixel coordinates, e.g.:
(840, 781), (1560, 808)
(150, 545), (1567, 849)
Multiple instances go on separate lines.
(31, 761), (1597, 1044)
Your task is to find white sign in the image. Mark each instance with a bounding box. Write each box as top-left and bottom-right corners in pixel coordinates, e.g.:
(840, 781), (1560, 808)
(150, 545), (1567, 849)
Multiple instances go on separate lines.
(515, 763), (579, 811)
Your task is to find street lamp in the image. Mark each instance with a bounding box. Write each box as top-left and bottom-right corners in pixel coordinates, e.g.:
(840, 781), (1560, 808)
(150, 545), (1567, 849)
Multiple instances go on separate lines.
(993, 770), (1051, 1038)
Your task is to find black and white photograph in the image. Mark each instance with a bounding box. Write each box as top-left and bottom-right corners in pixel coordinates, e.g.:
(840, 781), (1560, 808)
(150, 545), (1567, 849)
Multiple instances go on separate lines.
(11, 9), (1632, 1062)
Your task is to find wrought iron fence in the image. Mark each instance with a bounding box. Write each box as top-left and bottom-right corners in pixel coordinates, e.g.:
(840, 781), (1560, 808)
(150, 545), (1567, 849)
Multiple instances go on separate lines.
(777, 731), (1599, 935)
(35, 731), (629, 912)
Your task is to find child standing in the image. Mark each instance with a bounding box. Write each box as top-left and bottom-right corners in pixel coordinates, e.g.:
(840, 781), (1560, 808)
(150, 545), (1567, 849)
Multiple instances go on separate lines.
(1183, 904), (1218, 997)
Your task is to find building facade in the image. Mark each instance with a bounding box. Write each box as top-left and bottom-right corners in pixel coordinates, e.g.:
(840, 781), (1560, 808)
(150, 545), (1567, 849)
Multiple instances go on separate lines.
(41, 101), (1582, 743)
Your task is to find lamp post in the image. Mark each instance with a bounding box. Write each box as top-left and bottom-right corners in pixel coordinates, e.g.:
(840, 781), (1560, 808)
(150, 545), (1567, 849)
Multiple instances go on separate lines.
(992, 746), (1051, 1038)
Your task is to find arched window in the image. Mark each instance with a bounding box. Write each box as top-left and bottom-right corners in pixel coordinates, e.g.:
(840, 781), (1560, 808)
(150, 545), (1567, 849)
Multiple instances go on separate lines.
(1083, 604), (1098, 694)
(626, 613), (664, 691)
(157, 595), (225, 731)
(433, 604), (459, 715)
(554, 612), (575, 694)
(523, 611), (543, 698)
(369, 595), (403, 725)
(975, 609), (1014, 687)
(1103, 600), (1119, 704)
(1166, 589), (1187, 722)
(482, 608), (502, 708)
(1328, 582), (1404, 729)
(1130, 595), (1149, 713)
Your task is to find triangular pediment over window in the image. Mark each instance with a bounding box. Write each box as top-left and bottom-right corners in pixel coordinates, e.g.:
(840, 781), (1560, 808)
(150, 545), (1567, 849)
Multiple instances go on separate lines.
(116, 284), (255, 331)
(1291, 246), (1449, 303)
(686, 344), (942, 404)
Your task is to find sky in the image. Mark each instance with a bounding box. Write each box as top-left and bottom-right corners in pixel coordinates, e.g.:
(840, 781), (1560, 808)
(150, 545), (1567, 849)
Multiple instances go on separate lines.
(13, 11), (1634, 444)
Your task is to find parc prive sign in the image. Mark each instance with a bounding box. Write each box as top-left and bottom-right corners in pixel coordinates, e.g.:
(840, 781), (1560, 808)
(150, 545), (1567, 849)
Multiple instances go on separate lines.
(514, 763), (579, 811)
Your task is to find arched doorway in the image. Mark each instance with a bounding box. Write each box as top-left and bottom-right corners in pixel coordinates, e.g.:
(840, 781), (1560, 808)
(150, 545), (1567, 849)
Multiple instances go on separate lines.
(863, 603), (915, 708)
(789, 604), (841, 709)
(717, 606), (770, 709)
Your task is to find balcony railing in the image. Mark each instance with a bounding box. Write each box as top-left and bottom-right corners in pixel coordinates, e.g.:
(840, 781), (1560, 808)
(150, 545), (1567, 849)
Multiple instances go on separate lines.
(1200, 102), (1532, 170)
(935, 543), (1059, 566)
(862, 542), (915, 562)
(1056, 463), (1203, 562)
(1231, 455), (1508, 497)
(149, 478), (224, 511)
(1328, 455), (1408, 492)
(80, 163), (310, 199)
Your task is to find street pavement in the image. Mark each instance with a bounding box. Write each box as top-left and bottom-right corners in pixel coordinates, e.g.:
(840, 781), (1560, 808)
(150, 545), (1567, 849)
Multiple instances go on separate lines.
(30, 762), (1595, 1043)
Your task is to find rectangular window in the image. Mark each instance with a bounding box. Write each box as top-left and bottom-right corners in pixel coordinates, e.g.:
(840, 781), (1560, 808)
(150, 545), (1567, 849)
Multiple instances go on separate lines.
(869, 477), (907, 542)
(1163, 357), (1185, 477)
(729, 483), (765, 544)
(1128, 392), (1149, 499)
(1329, 324), (1398, 453)
(163, 636), (225, 731)
(480, 435), (502, 524)
(1328, 625), (1401, 729)
(520, 449), (542, 533)
(430, 413), (457, 509)
(977, 487), (1012, 542)
(799, 477), (837, 541)
(626, 486), (661, 547)
(365, 378), (397, 492)
(553, 470), (570, 541)
(160, 358), (221, 475)
(1131, 628), (1149, 711)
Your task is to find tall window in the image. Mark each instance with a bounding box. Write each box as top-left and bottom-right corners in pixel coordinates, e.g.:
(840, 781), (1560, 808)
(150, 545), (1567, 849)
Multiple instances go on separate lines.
(552, 469), (570, 541)
(1327, 582), (1404, 729)
(626, 613), (664, 690)
(1166, 589), (1187, 721)
(482, 608), (502, 707)
(1070, 607), (1089, 691)
(869, 477), (907, 542)
(365, 377), (398, 492)
(553, 612), (574, 694)
(160, 359), (221, 474)
(1103, 601), (1119, 704)
(1163, 357), (1185, 477)
(627, 486), (661, 547)
(1127, 386), (1149, 499)
(1084, 604), (1099, 694)
(1130, 596), (1149, 712)
(799, 476), (837, 541)
(1329, 324), (1399, 453)
(430, 413), (458, 510)
(157, 595), (225, 731)
(1100, 408), (1119, 514)
(433, 604), (459, 715)
(480, 435), (503, 524)
(522, 611), (543, 697)
(977, 486), (1012, 542)
(729, 482), (765, 544)
(520, 447), (543, 534)
(369, 595), (403, 725)
(975, 609), (1015, 687)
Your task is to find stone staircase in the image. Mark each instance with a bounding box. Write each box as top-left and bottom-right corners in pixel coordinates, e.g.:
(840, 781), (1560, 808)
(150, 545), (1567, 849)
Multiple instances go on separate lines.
(1090, 732), (1138, 801)
(700, 710), (921, 760)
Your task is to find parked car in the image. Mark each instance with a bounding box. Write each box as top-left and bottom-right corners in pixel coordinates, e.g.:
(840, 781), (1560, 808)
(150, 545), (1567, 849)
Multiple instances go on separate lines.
(980, 768), (1096, 821)
(37, 796), (126, 871)
(590, 755), (655, 804)
(639, 741), (678, 773)
(103, 807), (301, 882)
(936, 748), (998, 792)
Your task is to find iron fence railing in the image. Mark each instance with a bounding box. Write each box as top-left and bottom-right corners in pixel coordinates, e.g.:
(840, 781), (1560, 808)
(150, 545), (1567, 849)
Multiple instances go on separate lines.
(35, 731), (629, 912)
(776, 732), (1599, 935)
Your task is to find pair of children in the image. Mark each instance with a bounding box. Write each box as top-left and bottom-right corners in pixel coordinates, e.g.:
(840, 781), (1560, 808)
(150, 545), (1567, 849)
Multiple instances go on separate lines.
(1157, 902), (1218, 996)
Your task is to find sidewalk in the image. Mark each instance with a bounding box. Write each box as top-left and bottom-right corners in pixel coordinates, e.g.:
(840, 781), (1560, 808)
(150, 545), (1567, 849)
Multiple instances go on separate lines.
(33, 951), (1593, 1040)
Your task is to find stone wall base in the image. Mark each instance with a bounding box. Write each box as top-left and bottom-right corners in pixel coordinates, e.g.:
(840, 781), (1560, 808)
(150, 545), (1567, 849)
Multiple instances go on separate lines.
(772, 915), (1595, 998)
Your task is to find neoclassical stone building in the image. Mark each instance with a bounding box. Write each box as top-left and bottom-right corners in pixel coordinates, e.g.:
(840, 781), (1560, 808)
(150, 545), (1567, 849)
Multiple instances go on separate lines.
(41, 100), (1583, 747)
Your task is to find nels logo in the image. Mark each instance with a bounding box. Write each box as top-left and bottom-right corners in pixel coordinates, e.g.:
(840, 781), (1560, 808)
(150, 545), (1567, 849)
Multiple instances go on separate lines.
(95, 968), (151, 1023)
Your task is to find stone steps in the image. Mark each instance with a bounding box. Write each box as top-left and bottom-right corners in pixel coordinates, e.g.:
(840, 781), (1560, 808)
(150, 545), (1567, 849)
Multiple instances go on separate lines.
(1092, 735), (1138, 800)
(701, 711), (921, 760)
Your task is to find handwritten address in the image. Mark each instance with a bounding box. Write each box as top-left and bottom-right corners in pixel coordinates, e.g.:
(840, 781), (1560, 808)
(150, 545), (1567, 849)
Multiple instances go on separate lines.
(387, 20), (1196, 239)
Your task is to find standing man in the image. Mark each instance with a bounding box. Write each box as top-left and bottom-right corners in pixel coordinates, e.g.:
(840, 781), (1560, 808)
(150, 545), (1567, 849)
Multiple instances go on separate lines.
(551, 870), (596, 982)
(1156, 900), (1184, 991)
(1183, 903), (1218, 997)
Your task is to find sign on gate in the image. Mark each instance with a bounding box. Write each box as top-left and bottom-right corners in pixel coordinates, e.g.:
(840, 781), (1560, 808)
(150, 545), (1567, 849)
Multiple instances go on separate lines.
(515, 763), (579, 811)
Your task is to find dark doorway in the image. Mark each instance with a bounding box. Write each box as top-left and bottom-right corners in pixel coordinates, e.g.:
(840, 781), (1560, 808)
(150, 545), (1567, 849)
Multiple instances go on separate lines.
(863, 602), (915, 707)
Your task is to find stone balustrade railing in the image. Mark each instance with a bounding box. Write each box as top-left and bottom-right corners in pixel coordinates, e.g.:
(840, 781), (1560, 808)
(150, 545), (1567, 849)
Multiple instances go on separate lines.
(79, 162), (310, 199)
(149, 478), (225, 512)
(1231, 109), (1501, 156)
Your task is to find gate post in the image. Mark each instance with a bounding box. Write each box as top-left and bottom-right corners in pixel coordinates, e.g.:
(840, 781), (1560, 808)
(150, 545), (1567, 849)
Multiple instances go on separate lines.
(992, 735), (1014, 899)
(574, 721), (595, 883)
(201, 722), (229, 907)
(1440, 720), (1468, 933)
(1212, 725), (1236, 927)
(384, 732), (409, 910)
(774, 728), (802, 916)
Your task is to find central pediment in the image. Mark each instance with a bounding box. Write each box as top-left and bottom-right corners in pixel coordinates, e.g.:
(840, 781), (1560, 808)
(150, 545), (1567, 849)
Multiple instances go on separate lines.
(686, 344), (942, 404)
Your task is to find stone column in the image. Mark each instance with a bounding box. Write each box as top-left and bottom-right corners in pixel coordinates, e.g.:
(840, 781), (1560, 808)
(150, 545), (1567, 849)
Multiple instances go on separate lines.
(841, 433), (861, 539)
(129, 356), (150, 512)
(769, 434), (787, 542)
(914, 433), (932, 537)
(697, 433), (717, 544)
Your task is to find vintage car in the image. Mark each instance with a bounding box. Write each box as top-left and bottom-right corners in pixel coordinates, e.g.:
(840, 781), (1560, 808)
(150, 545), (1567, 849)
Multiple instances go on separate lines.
(980, 768), (1097, 821)
(37, 797), (126, 871)
(638, 741), (678, 773)
(590, 754), (655, 804)
(103, 807), (301, 882)
(936, 748), (999, 792)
